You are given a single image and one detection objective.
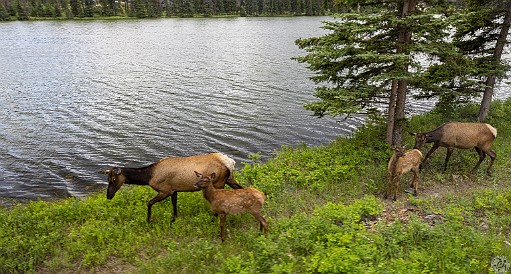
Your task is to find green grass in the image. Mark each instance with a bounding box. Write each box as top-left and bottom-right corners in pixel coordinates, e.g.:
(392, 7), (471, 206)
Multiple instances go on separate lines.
(1, 99), (511, 273)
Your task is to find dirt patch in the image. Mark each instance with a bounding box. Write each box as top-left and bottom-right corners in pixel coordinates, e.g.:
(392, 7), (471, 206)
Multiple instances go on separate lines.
(374, 171), (502, 226)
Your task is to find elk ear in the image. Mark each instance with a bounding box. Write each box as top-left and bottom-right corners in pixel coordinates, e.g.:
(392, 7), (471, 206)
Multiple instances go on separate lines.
(210, 172), (216, 180)
(194, 171), (202, 178)
(112, 168), (122, 175)
(98, 169), (111, 174)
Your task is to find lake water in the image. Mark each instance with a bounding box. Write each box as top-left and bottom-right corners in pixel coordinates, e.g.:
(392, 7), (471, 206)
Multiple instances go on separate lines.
(0, 17), (508, 202)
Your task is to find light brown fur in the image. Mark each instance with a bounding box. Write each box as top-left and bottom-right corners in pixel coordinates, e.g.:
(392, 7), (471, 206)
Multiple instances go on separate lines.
(411, 122), (497, 175)
(149, 153), (236, 193)
(386, 145), (423, 201)
(434, 123), (496, 149)
(194, 171), (268, 241)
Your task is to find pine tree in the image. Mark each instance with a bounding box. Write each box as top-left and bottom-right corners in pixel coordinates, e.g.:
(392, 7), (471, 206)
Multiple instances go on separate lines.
(0, 3), (10, 20)
(83, 0), (94, 16)
(295, 0), (458, 145)
(454, 0), (511, 121)
(16, 0), (29, 20)
(133, 0), (147, 17)
(69, 0), (83, 17)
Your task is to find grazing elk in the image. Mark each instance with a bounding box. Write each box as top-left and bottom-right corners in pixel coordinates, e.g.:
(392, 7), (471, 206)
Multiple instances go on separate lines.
(410, 122), (497, 175)
(193, 171), (268, 242)
(386, 144), (423, 201)
(99, 153), (242, 223)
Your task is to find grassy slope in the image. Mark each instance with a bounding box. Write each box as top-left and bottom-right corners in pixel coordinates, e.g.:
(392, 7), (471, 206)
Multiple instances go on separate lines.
(1, 99), (511, 273)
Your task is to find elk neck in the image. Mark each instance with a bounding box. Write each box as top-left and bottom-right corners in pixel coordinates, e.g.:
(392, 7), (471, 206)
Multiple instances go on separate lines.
(121, 164), (154, 185)
(201, 183), (217, 203)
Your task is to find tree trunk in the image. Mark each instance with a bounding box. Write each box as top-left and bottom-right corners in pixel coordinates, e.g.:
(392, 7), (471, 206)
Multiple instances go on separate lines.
(386, 80), (398, 144)
(388, 0), (415, 146)
(393, 80), (407, 146)
(478, 1), (511, 121)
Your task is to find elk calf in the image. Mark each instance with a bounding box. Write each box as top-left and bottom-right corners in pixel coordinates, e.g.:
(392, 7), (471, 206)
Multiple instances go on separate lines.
(411, 122), (497, 175)
(194, 171), (268, 241)
(386, 145), (423, 201)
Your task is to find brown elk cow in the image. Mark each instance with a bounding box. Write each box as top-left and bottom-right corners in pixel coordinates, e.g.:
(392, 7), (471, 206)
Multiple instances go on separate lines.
(411, 122), (497, 175)
(99, 152), (242, 223)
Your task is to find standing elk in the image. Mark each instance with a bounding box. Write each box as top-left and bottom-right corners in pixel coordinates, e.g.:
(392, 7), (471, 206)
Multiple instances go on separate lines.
(386, 144), (423, 201)
(99, 152), (242, 223)
(193, 171), (268, 241)
(410, 122), (497, 175)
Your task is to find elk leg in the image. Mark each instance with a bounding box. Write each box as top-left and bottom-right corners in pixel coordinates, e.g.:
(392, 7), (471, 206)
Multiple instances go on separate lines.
(170, 192), (178, 223)
(226, 180), (243, 189)
(147, 192), (171, 223)
(472, 147), (486, 174)
(253, 213), (268, 235)
(393, 176), (400, 201)
(485, 148), (497, 176)
(226, 177), (243, 189)
(412, 168), (419, 196)
(219, 214), (227, 242)
(384, 173), (393, 199)
(421, 143), (440, 169)
(443, 147), (454, 172)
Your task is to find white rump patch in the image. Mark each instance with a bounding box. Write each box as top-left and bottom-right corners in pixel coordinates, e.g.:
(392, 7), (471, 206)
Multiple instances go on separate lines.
(486, 124), (498, 138)
(216, 153), (236, 174)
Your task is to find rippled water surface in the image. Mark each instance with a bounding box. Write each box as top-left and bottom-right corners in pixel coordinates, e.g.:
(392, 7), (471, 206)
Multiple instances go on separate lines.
(0, 17), (355, 201)
(1, 17), (509, 202)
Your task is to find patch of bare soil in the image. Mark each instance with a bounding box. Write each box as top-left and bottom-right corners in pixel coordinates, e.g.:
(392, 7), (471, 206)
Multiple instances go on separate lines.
(372, 172), (501, 226)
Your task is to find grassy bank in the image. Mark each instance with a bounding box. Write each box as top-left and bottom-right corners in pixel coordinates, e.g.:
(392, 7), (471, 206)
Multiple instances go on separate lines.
(1, 99), (511, 273)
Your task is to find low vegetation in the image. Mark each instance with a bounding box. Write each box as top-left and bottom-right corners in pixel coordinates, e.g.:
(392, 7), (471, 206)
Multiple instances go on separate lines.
(1, 99), (511, 273)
